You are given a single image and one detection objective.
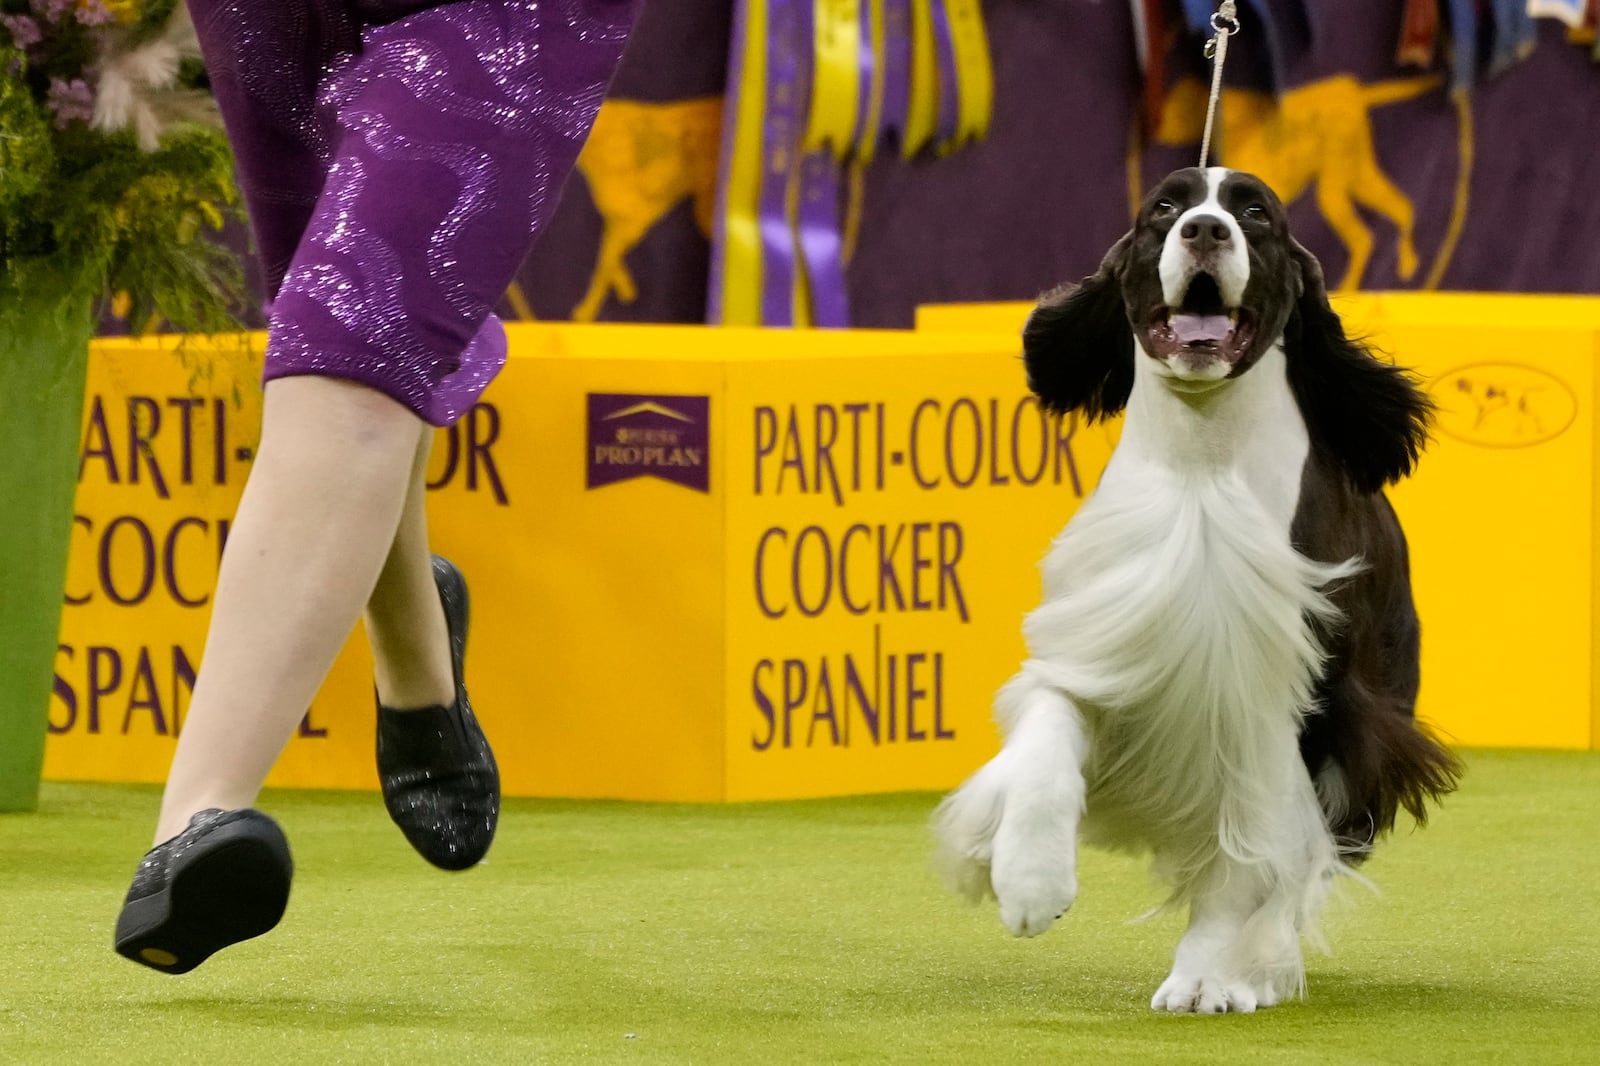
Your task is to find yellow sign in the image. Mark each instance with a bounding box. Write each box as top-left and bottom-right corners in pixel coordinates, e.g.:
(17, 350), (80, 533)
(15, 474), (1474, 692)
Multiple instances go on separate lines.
(720, 351), (1106, 798)
(45, 299), (1600, 801)
(46, 325), (1115, 800)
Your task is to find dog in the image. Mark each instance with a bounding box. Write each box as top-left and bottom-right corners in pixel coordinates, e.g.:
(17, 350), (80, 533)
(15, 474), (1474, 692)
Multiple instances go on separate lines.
(934, 167), (1461, 1013)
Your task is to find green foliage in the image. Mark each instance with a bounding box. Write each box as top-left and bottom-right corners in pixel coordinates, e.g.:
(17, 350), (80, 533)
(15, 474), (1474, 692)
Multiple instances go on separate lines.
(0, 45), (56, 233)
(0, 6), (243, 340)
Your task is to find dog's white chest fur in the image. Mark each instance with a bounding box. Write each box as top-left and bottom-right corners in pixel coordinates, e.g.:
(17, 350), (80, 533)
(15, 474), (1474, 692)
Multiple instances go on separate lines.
(1019, 347), (1350, 868)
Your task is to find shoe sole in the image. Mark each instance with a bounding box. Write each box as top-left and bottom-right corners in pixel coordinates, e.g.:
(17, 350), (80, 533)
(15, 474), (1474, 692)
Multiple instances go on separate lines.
(114, 817), (292, 974)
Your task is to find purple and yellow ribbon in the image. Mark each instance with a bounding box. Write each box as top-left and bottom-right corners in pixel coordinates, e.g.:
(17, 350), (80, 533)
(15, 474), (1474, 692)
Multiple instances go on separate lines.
(1443, 0), (1479, 92)
(709, 0), (765, 326)
(711, 0), (994, 327)
(942, 0), (993, 153)
(1489, 0), (1537, 75)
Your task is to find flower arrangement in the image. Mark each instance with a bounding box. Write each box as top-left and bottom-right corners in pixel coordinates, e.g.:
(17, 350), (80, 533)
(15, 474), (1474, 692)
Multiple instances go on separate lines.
(0, 0), (241, 334)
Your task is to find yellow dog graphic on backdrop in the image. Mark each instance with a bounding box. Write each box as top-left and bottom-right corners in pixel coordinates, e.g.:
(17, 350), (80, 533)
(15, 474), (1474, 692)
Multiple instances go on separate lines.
(501, 98), (723, 323)
(569, 97), (723, 322)
(1152, 75), (1447, 290)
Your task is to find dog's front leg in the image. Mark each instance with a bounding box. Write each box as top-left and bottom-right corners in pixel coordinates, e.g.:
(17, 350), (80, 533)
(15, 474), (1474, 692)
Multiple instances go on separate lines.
(1151, 857), (1281, 1014)
(990, 682), (1088, 937)
(1152, 803), (1329, 1013)
(936, 674), (1088, 938)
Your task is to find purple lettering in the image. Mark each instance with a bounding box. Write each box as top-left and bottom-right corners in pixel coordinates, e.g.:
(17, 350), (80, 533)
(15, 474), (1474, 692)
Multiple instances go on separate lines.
(844, 646), (879, 745)
(755, 527), (788, 618)
(987, 398), (1011, 486)
(100, 516), (156, 607)
(428, 423), (461, 490)
(910, 522), (934, 611)
(814, 404), (842, 506)
(837, 524), (872, 615)
(1054, 411), (1082, 496)
(807, 659), (841, 747)
(876, 523), (906, 612)
(782, 659), (807, 748)
(168, 397), (202, 484)
(752, 660), (777, 750)
(466, 404), (509, 505)
(886, 654), (897, 742)
(163, 517), (210, 607)
(1012, 396), (1048, 486)
(910, 399), (940, 489)
(123, 647), (168, 735)
(127, 396), (170, 499)
(938, 522), (969, 622)
(843, 403), (868, 492)
(79, 396), (118, 483)
(778, 407), (808, 494)
(874, 403), (886, 490)
(49, 645), (76, 734)
(905, 652), (929, 741)
(792, 525), (832, 618)
(87, 646), (122, 734)
(64, 516), (93, 605)
(213, 398), (228, 485)
(945, 398), (981, 488)
(934, 653), (954, 739)
(754, 406), (778, 494)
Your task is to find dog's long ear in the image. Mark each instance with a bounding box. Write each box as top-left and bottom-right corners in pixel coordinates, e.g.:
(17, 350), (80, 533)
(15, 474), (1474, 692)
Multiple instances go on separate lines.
(1284, 239), (1433, 493)
(1022, 233), (1134, 421)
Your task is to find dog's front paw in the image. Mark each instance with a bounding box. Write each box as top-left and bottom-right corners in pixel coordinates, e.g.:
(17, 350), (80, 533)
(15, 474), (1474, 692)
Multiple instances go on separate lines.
(991, 849), (1076, 938)
(1150, 973), (1262, 1015)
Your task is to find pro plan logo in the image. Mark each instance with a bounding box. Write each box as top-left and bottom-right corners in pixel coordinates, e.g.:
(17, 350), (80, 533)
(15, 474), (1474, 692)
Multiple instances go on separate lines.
(586, 393), (711, 492)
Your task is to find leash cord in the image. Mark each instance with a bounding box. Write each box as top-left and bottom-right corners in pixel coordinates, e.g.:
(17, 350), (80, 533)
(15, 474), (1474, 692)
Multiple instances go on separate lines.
(1198, 1), (1240, 168)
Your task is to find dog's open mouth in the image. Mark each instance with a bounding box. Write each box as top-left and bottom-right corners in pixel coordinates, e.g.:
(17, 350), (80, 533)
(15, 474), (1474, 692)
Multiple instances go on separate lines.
(1142, 273), (1257, 368)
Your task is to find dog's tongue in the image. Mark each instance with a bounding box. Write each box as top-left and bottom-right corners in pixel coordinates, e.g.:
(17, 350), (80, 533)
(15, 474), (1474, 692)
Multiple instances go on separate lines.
(1170, 313), (1233, 344)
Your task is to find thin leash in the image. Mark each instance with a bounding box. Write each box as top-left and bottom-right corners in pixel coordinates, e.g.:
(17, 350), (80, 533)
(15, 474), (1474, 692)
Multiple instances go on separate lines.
(1198, 1), (1240, 168)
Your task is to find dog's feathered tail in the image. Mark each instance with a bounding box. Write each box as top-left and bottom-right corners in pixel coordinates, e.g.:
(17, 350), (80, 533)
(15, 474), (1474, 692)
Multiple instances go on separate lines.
(1318, 691), (1462, 856)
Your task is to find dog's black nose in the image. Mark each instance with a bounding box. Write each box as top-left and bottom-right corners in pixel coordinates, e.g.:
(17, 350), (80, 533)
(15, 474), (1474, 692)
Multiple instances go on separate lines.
(1179, 214), (1231, 254)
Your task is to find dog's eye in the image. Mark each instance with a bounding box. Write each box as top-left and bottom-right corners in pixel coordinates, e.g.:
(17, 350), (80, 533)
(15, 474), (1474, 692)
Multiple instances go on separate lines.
(1241, 204), (1267, 220)
(1152, 199), (1178, 217)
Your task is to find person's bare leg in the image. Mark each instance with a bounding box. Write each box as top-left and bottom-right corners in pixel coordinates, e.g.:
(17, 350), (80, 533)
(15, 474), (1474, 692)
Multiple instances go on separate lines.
(155, 376), (427, 843)
(367, 427), (500, 871)
(365, 433), (454, 711)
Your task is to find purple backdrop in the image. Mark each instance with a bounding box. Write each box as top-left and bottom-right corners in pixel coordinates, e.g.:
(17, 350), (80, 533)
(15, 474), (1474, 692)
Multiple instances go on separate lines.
(190, 1), (1600, 333)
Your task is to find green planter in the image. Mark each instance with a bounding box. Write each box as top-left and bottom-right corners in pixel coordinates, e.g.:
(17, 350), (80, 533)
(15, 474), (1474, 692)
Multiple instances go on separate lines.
(0, 290), (95, 812)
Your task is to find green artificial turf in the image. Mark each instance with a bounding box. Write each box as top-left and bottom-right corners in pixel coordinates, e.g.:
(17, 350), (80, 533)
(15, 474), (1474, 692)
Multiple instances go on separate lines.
(1, 749), (1597, 1065)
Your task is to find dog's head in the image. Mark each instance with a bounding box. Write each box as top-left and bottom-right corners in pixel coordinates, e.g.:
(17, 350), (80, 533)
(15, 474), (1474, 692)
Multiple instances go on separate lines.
(1023, 166), (1430, 493)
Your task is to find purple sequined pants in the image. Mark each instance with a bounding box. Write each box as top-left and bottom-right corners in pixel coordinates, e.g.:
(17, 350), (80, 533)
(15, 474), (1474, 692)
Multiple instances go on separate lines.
(187, 0), (637, 425)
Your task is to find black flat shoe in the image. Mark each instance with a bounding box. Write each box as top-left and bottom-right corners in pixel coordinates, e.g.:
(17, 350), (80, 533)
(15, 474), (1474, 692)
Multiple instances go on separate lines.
(113, 808), (292, 974)
(376, 555), (500, 870)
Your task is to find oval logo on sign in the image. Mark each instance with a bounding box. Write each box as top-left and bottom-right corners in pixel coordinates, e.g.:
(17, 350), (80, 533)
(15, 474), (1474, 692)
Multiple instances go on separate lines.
(1429, 363), (1578, 449)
